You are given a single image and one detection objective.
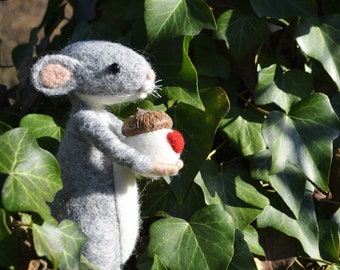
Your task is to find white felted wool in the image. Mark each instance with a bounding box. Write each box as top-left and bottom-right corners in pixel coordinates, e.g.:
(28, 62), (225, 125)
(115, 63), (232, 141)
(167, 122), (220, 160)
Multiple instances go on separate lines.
(113, 163), (140, 263)
(124, 129), (181, 166)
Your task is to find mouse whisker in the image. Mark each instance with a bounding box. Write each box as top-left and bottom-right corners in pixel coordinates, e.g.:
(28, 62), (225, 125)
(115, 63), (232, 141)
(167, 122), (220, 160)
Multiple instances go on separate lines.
(155, 79), (162, 85)
(151, 91), (162, 98)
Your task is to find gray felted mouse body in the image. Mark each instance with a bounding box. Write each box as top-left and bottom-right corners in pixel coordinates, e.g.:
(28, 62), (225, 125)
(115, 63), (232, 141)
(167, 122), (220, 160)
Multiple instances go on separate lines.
(30, 40), (183, 269)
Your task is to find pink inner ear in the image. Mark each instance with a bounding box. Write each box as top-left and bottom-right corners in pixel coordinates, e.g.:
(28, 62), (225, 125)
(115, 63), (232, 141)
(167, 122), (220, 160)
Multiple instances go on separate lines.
(39, 63), (71, 88)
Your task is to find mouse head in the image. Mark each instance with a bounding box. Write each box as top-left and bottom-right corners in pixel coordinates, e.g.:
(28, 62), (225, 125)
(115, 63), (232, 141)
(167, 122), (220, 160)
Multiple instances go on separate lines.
(31, 41), (156, 106)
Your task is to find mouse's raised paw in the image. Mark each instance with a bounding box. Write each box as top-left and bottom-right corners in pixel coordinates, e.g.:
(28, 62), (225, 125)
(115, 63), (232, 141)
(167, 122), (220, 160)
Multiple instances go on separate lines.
(149, 160), (184, 177)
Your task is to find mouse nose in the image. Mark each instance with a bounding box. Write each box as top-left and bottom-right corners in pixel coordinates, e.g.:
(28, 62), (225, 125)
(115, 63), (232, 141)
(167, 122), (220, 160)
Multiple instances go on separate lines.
(146, 69), (156, 82)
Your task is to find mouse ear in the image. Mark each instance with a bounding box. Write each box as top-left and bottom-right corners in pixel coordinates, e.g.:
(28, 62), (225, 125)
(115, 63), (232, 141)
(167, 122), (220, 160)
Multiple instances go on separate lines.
(31, 54), (81, 96)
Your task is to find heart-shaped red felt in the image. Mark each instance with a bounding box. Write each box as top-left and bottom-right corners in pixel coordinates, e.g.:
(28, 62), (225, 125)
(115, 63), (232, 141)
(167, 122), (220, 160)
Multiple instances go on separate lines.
(167, 130), (185, 154)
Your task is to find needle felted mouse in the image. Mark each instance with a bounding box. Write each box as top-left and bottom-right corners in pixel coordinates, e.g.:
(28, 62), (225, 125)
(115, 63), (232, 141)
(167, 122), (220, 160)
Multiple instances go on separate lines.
(30, 40), (183, 269)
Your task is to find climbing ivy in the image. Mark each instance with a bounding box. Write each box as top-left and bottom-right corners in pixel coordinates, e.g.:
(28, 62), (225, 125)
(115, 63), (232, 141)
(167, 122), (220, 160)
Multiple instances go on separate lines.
(0, 0), (340, 269)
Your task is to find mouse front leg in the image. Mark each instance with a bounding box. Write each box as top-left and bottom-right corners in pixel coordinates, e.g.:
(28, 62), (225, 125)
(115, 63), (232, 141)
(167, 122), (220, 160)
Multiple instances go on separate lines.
(149, 159), (184, 176)
(75, 109), (152, 174)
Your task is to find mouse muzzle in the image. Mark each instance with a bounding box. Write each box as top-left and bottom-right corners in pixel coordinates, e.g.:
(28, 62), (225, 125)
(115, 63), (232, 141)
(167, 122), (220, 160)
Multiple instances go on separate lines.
(138, 69), (157, 99)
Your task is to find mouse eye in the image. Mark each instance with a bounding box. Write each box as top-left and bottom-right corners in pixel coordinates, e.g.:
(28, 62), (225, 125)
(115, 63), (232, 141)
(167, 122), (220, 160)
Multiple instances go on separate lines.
(109, 63), (121, 74)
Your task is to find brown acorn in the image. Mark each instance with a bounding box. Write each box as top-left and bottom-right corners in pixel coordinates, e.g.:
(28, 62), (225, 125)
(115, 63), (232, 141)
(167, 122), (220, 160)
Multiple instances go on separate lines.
(122, 108), (173, 137)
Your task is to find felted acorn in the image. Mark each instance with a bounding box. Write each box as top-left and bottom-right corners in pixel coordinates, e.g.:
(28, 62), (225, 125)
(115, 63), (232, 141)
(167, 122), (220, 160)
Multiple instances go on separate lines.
(122, 108), (185, 168)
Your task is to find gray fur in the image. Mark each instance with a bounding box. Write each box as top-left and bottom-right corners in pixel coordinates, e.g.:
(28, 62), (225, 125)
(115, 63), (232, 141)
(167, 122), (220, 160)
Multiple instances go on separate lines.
(30, 40), (180, 269)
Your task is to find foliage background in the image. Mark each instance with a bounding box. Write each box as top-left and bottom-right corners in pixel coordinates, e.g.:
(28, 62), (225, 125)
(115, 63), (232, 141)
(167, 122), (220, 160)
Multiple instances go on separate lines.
(0, 0), (340, 269)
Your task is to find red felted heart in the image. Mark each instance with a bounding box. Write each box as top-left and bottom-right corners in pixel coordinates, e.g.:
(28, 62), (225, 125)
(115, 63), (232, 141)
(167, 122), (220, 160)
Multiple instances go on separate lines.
(167, 130), (185, 154)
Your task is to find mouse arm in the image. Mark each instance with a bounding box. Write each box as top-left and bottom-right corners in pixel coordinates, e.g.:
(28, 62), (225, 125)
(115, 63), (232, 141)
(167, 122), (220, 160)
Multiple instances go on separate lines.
(74, 109), (151, 174)
(74, 109), (182, 176)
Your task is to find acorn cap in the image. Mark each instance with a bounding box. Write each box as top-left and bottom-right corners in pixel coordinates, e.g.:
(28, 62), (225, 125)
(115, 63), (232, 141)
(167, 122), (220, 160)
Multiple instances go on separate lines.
(122, 108), (173, 137)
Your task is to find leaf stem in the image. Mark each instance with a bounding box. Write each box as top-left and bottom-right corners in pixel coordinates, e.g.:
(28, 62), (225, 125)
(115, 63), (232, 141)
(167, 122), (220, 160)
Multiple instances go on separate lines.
(221, 155), (245, 167)
(294, 258), (307, 270)
(207, 141), (226, 160)
(236, 91), (270, 115)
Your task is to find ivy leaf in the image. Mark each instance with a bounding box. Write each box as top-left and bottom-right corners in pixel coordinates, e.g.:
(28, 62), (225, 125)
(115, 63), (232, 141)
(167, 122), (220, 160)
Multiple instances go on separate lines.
(318, 220), (339, 262)
(250, 0), (317, 21)
(220, 107), (267, 156)
(243, 225), (265, 257)
(32, 222), (64, 267)
(254, 64), (314, 113)
(80, 255), (100, 270)
(140, 178), (205, 219)
(296, 15), (340, 90)
(257, 182), (321, 259)
(167, 87), (230, 202)
(33, 220), (87, 269)
(228, 230), (257, 270)
(0, 128), (62, 221)
(192, 32), (230, 79)
(331, 93), (340, 119)
(151, 255), (168, 270)
(144, 0), (216, 44)
(151, 36), (204, 110)
(250, 150), (306, 219)
(0, 209), (17, 268)
(148, 204), (235, 270)
(215, 10), (269, 61)
(0, 121), (11, 135)
(262, 93), (340, 191)
(194, 161), (267, 232)
(20, 114), (63, 141)
(195, 160), (269, 209)
(58, 220), (88, 269)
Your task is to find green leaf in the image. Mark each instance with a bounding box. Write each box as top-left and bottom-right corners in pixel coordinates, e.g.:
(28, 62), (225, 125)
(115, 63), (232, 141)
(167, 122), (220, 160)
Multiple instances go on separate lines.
(192, 33), (230, 79)
(220, 107), (266, 156)
(228, 230), (257, 270)
(250, 150), (306, 219)
(296, 15), (340, 90)
(250, 0), (318, 21)
(195, 160), (269, 209)
(168, 87), (230, 202)
(0, 128), (62, 221)
(194, 161), (267, 233)
(32, 222), (64, 267)
(318, 220), (339, 262)
(148, 204), (234, 270)
(145, 0), (216, 44)
(262, 93), (340, 191)
(331, 93), (340, 119)
(33, 220), (87, 269)
(151, 255), (168, 270)
(254, 64), (314, 113)
(20, 114), (63, 141)
(0, 121), (11, 135)
(215, 10), (269, 61)
(257, 182), (321, 259)
(141, 179), (205, 219)
(80, 255), (100, 270)
(0, 209), (17, 267)
(58, 220), (88, 269)
(151, 37), (204, 110)
(243, 225), (265, 257)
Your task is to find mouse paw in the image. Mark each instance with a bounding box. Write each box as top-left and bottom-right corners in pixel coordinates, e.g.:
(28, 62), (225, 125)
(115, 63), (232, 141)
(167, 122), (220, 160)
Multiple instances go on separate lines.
(149, 160), (184, 176)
